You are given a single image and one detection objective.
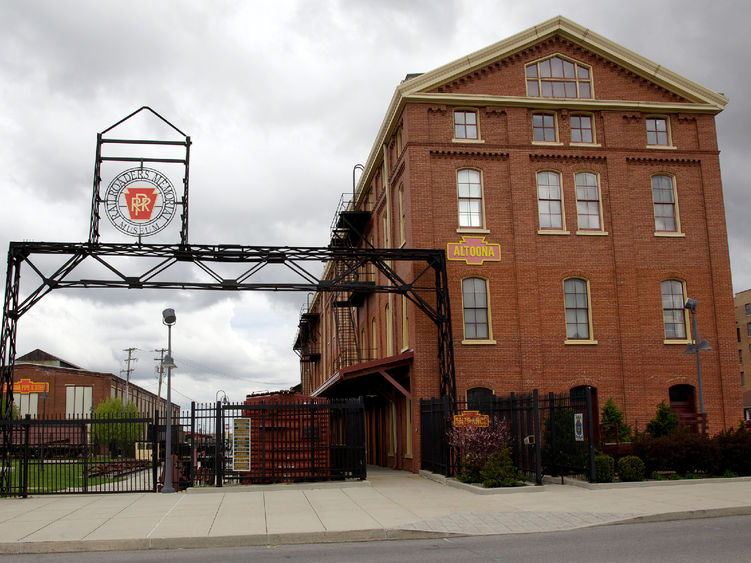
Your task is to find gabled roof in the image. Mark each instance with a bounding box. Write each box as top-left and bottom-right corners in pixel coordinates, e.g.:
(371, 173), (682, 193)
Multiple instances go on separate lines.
(16, 349), (81, 370)
(354, 16), (727, 206)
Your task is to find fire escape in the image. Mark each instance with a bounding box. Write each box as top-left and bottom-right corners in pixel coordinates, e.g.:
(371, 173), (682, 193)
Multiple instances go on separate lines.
(328, 193), (373, 373)
(293, 297), (321, 394)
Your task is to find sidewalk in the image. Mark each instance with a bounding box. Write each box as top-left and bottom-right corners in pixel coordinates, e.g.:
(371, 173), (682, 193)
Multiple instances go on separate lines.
(2, 466), (751, 554)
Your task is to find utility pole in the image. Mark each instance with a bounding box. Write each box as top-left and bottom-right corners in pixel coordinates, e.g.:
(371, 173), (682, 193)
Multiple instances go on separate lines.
(154, 348), (167, 414)
(121, 347), (138, 405)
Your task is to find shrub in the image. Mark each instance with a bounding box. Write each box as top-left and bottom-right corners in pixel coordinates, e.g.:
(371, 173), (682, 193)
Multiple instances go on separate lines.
(618, 455), (645, 481)
(646, 401), (679, 438)
(713, 424), (751, 476)
(594, 454), (615, 483)
(600, 399), (632, 443)
(542, 405), (587, 476)
(633, 432), (715, 476)
(449, 418), (512, 482)
(480, 448), (524, 487)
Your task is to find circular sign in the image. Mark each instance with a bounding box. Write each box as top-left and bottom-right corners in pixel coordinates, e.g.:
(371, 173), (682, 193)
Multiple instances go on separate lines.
(104, 167), (177, 237)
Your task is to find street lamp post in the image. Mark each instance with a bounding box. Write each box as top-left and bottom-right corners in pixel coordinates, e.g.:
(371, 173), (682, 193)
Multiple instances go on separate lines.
(684, 298), (711, 428)
(161, 308), (177, 493)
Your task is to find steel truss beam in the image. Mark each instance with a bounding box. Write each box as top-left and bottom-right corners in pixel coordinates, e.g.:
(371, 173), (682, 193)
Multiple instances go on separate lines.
(1, 241), (456, 492)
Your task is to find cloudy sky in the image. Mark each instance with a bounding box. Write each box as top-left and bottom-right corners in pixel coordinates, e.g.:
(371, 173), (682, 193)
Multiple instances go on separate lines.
(1, 0), (749, 410)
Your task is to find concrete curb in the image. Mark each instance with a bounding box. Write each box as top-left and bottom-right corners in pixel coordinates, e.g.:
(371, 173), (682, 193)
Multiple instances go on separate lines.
(0, 529), (461, 555)
(558, 475), (751, 490)
(186, 479), (371, 494)
(606, 505), (751, 526)
(420, 470), (543, 494)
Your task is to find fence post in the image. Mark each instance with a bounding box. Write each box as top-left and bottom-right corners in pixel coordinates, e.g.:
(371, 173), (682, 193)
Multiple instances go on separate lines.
(549, 392), (561, 483)
(586, 387), (597, 483)
(22, 415), (30, 498)
(532, 390), (543, 486)
(152, 411), (159, 492)
(215, 401), (222, 487)
(190, 401), (196, 487)
(81, 422), (88, 493)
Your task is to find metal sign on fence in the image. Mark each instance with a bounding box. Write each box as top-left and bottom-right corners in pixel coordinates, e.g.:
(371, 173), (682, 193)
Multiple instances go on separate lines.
(452, 410), (490, 428)
(232, 418), (250, 472)
(574, 413), (584, 442)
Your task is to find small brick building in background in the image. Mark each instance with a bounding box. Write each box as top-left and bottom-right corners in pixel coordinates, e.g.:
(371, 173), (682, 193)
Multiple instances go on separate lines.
(7, 349), (177, 419)
(295, 16), (742, 471)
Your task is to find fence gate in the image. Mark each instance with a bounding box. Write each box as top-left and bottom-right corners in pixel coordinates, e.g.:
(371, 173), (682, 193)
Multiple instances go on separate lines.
(184, 397), (366, 487)
(1, 414), (157, 497)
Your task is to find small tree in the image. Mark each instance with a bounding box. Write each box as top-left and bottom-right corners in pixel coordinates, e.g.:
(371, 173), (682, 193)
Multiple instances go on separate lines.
(448, 418), (512, 483)
(600, 398), (632, 442)
(92, 398), (142, 457)
(646, 401), (679, 438)
(1, 396), (20, 420)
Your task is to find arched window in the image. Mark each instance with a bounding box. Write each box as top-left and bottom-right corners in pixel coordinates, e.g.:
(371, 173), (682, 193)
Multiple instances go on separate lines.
(526, 56), (592, 99)
(575, 172), (602, 231)
(457, 169), (483, 228)
(537, 171), (563, 230)
(661, 280), (688, 340)
(462, 277), (489, 340)
(652, 175), (679, 233)
(467, 387), (494, 411)
(564, 278), (592, 340)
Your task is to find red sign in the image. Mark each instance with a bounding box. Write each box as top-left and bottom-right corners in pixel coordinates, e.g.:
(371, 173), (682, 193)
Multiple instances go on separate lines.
(453, 410), (490, 428)
(3, 379), (49, 394)
(124, 187), (158, 220)
(447, 237), (501, 265)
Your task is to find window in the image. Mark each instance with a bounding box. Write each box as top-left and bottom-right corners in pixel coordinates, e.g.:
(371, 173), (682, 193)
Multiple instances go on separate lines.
(462, 277), (489, 340)
(661, 280), (687, 340)
(17, 393), (39, 418)
(454, 110), (478, 139)
(745, 303), (751, 315)
(457, 169), (483, 228)
(570, 114), (594, 143)
(467, 387), (494, 411)
(526, 56), (592, 98)
(532, 113), (557, 142)
(564, 278), (591, 340)
(646, 117), (670, 146)
(652, 175), (679, 233)
(575, 172), (602, 231)
(398, 184), (406, 245)
(742, 372), (746, 387)
(371, 318), (378, 359)
(739, 328), (742, 343)
(385, 302), (393, 356)
(537, 171), (563, 230)
(401, 295), (409, 350)
(65, 385), (93, 418)
(741, 349), (744, 364)
(748, 322), (751, 337)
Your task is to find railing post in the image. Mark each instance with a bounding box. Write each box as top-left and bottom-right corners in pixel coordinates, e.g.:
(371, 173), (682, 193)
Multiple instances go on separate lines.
(214, 401), (222, 487)
(532, 389), (543, 486)
(550, 392), (561, 483)
(190, 401), (196, 487)
(81, 422), (88, 493)
(586, 387), (596, 483)
(22, 415), (30, 498)
(152, 411), (159, 492)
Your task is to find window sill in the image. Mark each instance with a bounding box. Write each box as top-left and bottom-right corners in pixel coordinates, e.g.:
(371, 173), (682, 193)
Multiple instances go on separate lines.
(532, 141), (564, 146)
(461, 339), (497, 345)
(399, 240), (406, 248)
(452, 138), (485, 144)
(664, 339), (691, 345)
(400, 346), (410, 354)
(645, 145), (677, 150)
(570, 142), (602, 147)
(576, 230), (608, 236)
(564, 339), (598, 345)
(654, 231), (685, 238)
(456, 227), (490, 234)
(537, 229), (570, 235)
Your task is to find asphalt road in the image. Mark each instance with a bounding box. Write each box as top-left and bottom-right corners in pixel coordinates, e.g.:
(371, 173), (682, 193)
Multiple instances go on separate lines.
(2, 515), (750, 562)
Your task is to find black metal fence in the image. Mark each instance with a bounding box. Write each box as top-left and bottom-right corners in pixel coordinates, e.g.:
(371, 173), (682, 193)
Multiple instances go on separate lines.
(179, 396), (366, 487)
(420, 388), (597, 484)
(1, 413), (158, 497)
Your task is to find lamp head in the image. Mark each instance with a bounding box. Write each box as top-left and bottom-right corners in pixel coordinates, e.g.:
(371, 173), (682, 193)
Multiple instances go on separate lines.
(684, 298), (697, 312)
(162, 308), (176, 326)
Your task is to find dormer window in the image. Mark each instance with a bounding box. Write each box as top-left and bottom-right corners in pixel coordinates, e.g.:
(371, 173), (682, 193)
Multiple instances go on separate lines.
(526, 56), (592, 99)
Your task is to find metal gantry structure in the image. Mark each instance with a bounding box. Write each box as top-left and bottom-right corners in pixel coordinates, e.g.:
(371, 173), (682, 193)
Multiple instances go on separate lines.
(0, 108), (457, 495)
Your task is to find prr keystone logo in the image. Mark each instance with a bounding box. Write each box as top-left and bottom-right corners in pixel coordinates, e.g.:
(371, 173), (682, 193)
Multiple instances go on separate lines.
(447, 236), (501, 265)
(104, 167), (177, 237)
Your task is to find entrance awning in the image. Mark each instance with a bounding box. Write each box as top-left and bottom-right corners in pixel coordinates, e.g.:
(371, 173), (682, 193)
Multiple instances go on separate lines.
(311, 351), (413, 400)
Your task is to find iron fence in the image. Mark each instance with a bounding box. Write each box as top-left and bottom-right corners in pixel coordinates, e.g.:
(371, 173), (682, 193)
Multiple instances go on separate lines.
(1, 413), (157, 497)
(420, 388), (597, 484)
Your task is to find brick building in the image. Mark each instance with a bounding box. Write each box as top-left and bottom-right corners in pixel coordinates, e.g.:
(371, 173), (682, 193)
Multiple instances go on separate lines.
(295, 16), (743, 471)
(735, 289), (751, 419)
(7, 349), (177, 419)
